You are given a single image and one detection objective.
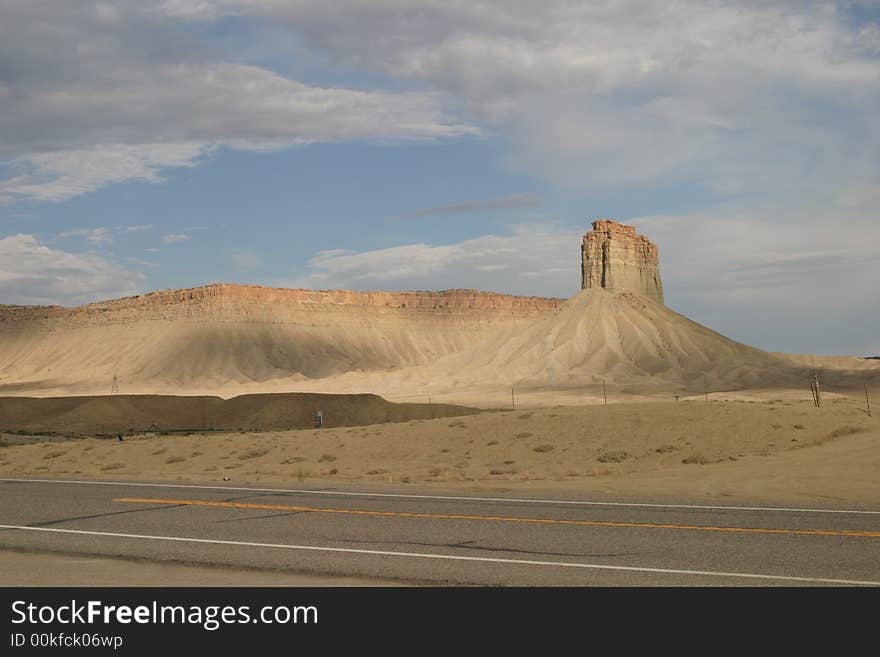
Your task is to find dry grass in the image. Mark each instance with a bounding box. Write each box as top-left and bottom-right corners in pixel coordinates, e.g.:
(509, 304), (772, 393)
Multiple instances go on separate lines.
(238, 448), (269, 460)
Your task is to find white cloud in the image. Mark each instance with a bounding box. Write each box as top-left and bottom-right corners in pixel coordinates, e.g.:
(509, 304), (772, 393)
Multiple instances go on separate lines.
(193, 1), (879, 201)
(299, 228), (581, 296)
(0, 2), (479, 203)
(54, 224), (156, 246)
(0, 234), (145, 305)
(55, 227), (114, 246)
(0, 143), (209, 203)
(4, 1), (875, 211)
(161, 233), (192, 244)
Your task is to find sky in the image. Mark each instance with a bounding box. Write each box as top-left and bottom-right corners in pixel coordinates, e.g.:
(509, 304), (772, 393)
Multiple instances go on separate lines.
(1, 1), (878, 356)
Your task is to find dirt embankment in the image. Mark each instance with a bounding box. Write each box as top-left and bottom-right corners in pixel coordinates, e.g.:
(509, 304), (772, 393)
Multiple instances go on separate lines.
(0, 392), (478, 435)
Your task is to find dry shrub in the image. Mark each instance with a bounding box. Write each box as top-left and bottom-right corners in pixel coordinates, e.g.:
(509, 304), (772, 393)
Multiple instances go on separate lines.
(532, 444), (555, 453)
(238, 448), (269, 460)
(598, 450), (631, 463)
(827, 426), (865, 439)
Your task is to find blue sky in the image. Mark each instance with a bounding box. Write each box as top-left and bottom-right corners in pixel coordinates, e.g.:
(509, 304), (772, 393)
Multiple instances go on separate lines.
(1, 1), (878, 355)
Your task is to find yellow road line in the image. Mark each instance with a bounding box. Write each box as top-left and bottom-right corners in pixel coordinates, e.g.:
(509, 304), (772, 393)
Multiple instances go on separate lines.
(113, 497), (880, 539)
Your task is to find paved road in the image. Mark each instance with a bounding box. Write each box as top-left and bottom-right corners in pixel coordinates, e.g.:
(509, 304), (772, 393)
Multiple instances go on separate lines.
(1, 477), (879, 586)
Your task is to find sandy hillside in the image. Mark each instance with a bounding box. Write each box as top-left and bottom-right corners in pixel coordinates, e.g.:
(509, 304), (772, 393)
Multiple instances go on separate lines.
(1, 284), (877, 406)
(0, 284), (560, 397)
(280, 289), (880, 405)
(2, 396), (877, 506)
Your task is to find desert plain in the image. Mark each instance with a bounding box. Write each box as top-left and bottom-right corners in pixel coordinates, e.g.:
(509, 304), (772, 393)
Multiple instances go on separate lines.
(1, 390), (877, 507)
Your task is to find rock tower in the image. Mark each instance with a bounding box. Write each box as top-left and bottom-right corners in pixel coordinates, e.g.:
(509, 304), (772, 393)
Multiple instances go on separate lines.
(581, 219), (664, 304)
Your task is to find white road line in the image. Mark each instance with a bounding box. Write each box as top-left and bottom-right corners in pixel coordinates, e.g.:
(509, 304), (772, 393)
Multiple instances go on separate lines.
(1, 524), (877, 586)
(1, 477), (878, 515)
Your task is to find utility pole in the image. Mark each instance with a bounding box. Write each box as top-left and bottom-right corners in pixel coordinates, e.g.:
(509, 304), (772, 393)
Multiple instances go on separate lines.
(511, 387), (516, 411)
(704, 374), (709, 403)
(602, 377), (607, 405)
(866, 383), (872, 417)
(810, 370), (821, 408)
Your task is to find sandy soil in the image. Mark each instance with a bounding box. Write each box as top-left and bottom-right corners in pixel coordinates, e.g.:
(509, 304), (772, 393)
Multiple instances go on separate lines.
(2, 394), (877, 507)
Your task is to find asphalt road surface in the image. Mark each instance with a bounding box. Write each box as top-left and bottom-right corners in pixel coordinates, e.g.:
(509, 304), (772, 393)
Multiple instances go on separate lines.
(1, 477), (879, 586)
